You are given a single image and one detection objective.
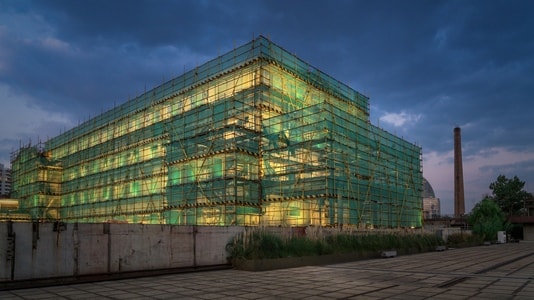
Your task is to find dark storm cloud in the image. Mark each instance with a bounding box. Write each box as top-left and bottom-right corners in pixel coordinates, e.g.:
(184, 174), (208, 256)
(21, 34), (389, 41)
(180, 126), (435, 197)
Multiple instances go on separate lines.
(2, 0), (274, 116)
(32, 0), (260, 51)
(378, 0), (534, 154)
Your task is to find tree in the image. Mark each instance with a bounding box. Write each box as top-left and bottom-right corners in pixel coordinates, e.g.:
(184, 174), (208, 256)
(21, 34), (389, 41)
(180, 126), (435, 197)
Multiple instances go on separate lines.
(468, 197), (506, 241)
(488, 175), (530, 217)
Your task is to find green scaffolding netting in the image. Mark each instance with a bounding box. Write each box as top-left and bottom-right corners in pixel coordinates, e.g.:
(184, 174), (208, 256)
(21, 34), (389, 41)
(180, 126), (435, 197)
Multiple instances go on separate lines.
(10, 36), (422, 227)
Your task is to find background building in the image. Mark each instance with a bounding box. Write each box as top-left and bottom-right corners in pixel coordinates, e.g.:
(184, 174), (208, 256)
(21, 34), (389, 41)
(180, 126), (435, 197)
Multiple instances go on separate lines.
(11, 36), (422, 227)
(422, 177), (441, 219)
(0, 163), (11, 197)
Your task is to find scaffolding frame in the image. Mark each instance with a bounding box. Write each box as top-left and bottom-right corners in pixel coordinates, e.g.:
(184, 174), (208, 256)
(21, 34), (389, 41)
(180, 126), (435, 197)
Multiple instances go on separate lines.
(11, 36), (422, 227)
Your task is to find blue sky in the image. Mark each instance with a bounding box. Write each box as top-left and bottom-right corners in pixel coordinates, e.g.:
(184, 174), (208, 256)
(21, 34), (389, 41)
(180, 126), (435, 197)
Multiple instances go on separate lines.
(1, 0), (533, 215)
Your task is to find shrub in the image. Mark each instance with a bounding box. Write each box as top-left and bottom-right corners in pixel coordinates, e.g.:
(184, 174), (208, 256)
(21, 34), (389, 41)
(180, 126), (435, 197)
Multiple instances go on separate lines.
(468, 198), (506, 240)
(446, 233), (483, 247)
(227, 228), (445, 261)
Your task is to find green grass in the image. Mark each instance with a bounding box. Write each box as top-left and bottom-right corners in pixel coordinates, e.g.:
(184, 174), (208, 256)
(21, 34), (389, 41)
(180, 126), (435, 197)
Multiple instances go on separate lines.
(226, 228), (446, 260)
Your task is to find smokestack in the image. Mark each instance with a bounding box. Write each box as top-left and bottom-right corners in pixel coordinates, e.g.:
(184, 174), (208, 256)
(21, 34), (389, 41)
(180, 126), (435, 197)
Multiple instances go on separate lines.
(454, 127), (465, 217)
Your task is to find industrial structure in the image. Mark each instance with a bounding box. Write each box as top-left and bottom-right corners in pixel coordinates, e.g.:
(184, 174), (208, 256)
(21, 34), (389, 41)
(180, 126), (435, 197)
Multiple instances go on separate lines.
(11, 36), (423, 227)
(422, 178), (440, 219)
(454, 127), (465, 217)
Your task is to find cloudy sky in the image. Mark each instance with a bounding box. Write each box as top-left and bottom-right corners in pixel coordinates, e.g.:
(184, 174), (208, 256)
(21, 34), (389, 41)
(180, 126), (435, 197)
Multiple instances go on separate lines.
(1, 0), (533, 214)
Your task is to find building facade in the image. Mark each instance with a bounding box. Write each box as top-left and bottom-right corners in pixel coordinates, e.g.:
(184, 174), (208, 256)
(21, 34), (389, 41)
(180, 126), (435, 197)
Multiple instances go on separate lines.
(11, 36), (423, 227)
(0, 163), (12, 197)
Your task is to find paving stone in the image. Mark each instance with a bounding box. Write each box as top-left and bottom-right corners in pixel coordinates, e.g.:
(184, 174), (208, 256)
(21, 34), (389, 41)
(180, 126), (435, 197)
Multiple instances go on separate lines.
(3, 243), (534, 299)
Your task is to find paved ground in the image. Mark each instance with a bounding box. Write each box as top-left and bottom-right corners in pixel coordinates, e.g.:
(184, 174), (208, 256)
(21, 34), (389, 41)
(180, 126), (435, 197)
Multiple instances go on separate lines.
(1, 242), (534, 299)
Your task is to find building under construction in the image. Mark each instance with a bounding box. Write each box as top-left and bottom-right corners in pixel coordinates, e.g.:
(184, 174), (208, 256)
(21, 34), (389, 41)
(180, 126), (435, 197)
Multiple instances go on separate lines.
(11, 36), (422, 227)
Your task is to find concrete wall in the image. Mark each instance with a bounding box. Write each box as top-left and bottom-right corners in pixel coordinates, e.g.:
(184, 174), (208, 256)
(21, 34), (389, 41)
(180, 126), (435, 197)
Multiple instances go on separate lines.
(523, 224), (534, 241)
(0, 222), (243, 282)
(423, 226), (468, 242)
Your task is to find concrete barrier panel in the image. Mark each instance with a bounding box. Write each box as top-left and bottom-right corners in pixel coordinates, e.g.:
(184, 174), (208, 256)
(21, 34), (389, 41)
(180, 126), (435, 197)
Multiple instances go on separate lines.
(30, 223), (74, 279)
(109, 224), (173, 272)
(195, 226), (243, 266)
(12, 223), (33, 280)
(77, 224), (109, 275)
(169, 225), (194, 268)
(0, 223), (11, 281)
(0, 223), (244, 282)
